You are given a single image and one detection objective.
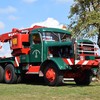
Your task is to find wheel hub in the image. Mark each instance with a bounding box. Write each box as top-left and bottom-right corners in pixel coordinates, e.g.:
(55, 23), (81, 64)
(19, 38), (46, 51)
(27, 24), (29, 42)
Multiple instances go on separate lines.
(5, 69), (11, 81)
(46, 68), (56, 82)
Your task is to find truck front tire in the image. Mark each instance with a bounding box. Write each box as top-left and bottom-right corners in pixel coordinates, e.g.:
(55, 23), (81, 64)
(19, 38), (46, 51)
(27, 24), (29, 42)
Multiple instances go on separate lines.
(4, 64), (17, 84)
(43, 63), (63, 86)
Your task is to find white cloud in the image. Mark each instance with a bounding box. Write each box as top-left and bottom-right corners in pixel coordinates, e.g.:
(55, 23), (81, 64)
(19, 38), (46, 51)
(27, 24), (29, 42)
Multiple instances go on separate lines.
(31, 18), (63, 28)
(0, 6), (17, 14)
(22, 0), (37, 3)
(0, 21), (5, 29)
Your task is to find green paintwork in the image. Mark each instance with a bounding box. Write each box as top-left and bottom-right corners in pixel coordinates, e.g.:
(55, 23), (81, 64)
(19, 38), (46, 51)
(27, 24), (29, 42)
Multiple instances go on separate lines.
(29, 27), (72, 63)
(31, 27), (71, 35)
(0, 57), (15, 64)
(77, 39), (95, 60)
(30, 43), (42, 63)
(29, 32), (42, 63)
(44, 41), (72, 46)
(14, 68), (21, 74)
(0, 57), (21, 74)
(20, 55), (29, 63)
(85, 56), (95, 60)
(42, 41), (73, 61)
(77, 39), (93, 44)
(48, 57), (72, 70)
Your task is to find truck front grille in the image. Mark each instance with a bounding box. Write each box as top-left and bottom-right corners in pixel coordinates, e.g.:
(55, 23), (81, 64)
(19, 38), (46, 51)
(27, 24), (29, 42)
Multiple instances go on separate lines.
(76, 42), (97, 60)
(77, 42), (95, 55)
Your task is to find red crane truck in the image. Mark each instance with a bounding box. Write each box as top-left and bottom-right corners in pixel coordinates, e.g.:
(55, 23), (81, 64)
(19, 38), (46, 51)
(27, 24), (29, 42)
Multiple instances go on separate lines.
(0, 25), (99, 86)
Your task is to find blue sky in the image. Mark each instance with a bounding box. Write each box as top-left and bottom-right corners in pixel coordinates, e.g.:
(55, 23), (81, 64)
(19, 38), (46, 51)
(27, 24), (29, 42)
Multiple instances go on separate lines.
(0, 0), (74, 34)
(0, 0), (74, 57)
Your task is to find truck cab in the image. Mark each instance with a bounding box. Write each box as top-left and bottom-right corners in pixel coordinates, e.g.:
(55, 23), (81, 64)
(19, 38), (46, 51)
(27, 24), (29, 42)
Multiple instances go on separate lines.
(29, 27), (72, 63)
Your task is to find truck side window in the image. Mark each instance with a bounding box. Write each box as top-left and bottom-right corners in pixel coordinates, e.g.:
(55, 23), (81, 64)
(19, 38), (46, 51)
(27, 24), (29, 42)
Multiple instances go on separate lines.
(33, 34), (41, 44)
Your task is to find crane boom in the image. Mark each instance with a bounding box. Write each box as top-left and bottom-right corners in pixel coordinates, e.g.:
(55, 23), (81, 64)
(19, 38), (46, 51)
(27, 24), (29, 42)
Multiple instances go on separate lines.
(0, 25), (43, 43)
(0, 25), (44, 55)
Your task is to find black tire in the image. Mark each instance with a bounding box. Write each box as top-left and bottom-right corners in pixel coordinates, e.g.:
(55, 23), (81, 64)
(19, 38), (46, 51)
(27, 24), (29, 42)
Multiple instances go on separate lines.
(4, 64), (17, 84)
(74, 70), (92, 86)
(0, 66), (4, 83)
(43, 63), (63, 86)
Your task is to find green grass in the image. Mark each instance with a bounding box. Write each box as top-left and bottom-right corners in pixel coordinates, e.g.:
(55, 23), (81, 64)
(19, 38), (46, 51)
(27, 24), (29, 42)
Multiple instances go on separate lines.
(0, 81), (100, 100)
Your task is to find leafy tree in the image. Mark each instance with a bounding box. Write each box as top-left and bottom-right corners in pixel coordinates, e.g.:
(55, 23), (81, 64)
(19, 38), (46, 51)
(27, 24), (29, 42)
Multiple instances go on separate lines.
(68, 0), (100, 46)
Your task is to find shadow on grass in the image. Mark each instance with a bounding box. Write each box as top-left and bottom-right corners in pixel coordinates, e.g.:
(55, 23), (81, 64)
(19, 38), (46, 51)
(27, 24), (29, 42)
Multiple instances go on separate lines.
(17, 75), (100, 87)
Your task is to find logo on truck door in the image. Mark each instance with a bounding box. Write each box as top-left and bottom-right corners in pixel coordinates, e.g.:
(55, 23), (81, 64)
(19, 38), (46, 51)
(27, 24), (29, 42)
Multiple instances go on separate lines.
(32, 49), (40, 58)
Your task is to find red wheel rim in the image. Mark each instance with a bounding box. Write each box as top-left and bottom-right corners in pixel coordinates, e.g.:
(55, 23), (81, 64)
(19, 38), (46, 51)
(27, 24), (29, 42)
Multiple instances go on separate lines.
(5, 69), (11, 81)
(46, 68), (56, 82)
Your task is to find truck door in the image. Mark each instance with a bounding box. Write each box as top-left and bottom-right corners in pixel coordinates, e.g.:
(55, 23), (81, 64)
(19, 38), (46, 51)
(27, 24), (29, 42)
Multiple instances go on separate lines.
(30, 33), (42, 63)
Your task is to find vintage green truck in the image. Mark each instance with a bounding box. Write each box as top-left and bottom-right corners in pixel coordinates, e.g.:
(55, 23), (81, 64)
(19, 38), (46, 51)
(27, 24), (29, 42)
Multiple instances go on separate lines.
(0, 25), (99, 86)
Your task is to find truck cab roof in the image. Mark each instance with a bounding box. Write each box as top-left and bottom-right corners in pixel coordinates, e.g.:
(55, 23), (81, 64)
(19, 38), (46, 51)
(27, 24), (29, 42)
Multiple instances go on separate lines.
(31, 27), (71, 35)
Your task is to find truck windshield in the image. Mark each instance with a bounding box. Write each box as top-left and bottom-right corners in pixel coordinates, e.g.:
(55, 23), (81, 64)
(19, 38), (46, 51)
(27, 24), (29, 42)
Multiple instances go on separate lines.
(42, 32), (71, 42)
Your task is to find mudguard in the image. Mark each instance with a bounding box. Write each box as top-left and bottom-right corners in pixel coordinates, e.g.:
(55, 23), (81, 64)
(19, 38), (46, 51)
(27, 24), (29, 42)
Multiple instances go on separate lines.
(42, 58), (72, 70)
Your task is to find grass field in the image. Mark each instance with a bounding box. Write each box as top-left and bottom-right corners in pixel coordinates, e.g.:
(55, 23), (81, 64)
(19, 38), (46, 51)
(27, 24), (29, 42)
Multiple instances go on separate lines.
(0, 81), (100, 100)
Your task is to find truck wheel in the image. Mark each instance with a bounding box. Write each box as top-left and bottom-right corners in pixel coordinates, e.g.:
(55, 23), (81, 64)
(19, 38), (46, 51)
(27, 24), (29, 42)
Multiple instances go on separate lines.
(43, 63), (63, 86)
(74, 70), (92, 86)
(0, 66), (4, 83)
(4, 64), (17, 84)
